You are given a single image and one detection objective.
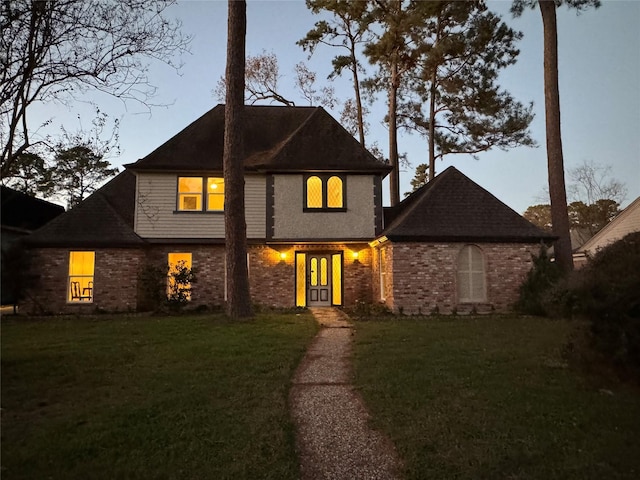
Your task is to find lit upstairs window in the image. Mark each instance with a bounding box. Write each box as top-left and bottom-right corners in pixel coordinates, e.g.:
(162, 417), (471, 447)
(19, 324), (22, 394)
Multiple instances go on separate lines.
(206, 177), (225, 211)
(306, 176), (323, 208)
(177, 177), (225, 211)
(304, 174), (346, 211)
(178, 177), (203, 211)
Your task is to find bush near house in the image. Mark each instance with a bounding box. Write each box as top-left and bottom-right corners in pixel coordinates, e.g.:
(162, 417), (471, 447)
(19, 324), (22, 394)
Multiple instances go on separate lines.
(572, 232), (640, 380)
(516, 232), (640, 382)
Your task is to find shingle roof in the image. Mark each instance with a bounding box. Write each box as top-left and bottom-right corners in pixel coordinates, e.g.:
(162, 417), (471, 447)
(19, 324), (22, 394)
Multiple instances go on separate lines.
(26, 171), (143, 247)
(128, 104), (392, 174)
(381, 167), (555, 243)
(1, 186), (64, 232)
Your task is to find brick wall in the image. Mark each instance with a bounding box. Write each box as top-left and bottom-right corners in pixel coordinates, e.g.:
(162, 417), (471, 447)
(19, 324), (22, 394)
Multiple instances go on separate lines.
(386, 242), (538, 315)
(249, 243), (372, 308)
(21, 243), (375, 314)
(21, 248), (142, 314)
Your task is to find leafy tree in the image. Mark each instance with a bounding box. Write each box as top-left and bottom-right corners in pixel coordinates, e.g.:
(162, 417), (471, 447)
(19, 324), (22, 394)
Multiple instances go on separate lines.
(407, 163), (429, 194)
(2, 152), (54, 196)
(52, 145), (118, 208)
(299, 0), (373, 145)
(362, 0), (430, 206)
(525, 161), (625, 234)
(512, 0), (601, 272)
(525, 200), (620, 236)
(399, 1), (534, 182)
(223, 0), (252, 319)
(1, 0), (190, 175)
(523, 204), (553, 230)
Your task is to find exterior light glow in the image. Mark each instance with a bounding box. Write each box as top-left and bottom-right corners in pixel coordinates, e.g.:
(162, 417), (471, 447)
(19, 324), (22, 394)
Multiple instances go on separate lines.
(352, 251), (359, 259)
(280, 252), (287, 261)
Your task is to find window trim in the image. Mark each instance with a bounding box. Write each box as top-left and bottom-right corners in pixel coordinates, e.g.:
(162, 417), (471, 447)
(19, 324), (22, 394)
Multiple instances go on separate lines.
(456, 244), (487, 303)
(176, 176), (225, 213)
(67, 251), (95, 304)
(303, 174), (347, 212)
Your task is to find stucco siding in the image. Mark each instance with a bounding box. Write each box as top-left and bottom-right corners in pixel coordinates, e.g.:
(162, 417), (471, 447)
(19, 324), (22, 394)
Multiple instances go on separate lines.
(272, 174), (376, 239)
(134, 173), (266, 238)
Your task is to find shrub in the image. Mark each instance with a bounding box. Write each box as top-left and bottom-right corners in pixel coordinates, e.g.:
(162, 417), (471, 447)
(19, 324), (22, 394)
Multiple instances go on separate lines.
(137, 261), (197, 313)
(574, 232), (640, 380)
(514, 245), (563, 316)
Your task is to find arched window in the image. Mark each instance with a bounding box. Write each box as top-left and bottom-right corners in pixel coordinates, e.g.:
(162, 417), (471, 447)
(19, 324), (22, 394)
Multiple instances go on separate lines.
(306, 176), (323, 208)
(327, 176), (343, 208)
(457, 245), (486, 303)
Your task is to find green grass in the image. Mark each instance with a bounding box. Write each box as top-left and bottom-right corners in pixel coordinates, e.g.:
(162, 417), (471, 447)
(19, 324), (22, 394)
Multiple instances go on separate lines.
(353, 316), (640, 480)
(1, 313), (318, 480)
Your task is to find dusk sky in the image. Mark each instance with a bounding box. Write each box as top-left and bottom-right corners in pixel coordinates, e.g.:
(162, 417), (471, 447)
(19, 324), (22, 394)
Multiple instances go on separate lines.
(30, 0), (640, 213)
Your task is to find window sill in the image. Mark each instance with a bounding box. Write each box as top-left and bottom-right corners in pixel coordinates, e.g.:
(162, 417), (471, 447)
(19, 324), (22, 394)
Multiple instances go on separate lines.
(303, 207), (348, 213)
(173, 210), (224, 214)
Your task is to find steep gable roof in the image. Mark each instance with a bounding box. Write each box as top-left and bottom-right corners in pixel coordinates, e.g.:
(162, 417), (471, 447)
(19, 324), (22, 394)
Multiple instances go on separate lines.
(128, 104), (391, 173)
(381, 167), (555, 243)
(26, 171), (143, 247)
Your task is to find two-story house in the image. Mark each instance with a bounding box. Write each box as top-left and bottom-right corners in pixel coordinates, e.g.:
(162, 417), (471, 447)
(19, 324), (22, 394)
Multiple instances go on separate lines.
(23, 105), (553, 315)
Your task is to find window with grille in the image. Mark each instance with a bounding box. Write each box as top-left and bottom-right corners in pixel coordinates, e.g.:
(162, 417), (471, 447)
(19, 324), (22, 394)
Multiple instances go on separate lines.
(177, 177), (224, 211)
(304, 175), (345, 211)
(457, 245), (486, 303)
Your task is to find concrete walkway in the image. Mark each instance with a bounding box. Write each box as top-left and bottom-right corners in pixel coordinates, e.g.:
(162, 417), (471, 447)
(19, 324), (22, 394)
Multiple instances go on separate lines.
(289, 307), (402, 480)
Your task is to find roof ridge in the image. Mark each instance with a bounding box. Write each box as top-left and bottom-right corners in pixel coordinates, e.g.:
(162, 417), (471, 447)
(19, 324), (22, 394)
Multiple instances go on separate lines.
(384, 166), (457, 232)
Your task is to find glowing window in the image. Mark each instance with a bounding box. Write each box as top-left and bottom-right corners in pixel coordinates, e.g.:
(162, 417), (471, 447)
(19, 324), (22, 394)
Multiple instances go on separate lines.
(207, 177), (225, 211)
(457, 245), (486, 303)
(68, 251), (95, 302)
(296, 253), (306, 307)
(327, 176), (343, 208)
(310, 257), (318, 286)
(168, 252), (193, 301)
(306, 176), (323, 208)
(305, 175), (345, 210)
(320, 257), (328, 286)
(332, 253), (342, 306)
(178, 177), (203, 211)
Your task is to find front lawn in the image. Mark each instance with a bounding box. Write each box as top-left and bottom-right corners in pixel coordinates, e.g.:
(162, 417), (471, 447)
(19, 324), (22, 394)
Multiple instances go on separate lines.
(353, 316), (640, 480)
(1, 313), (318, 480)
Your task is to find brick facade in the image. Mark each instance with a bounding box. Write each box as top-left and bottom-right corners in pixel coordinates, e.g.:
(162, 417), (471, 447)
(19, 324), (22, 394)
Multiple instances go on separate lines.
(22, 248), (143, 315)
(22, 243), (373, 313)
(375, 242), (539, 314)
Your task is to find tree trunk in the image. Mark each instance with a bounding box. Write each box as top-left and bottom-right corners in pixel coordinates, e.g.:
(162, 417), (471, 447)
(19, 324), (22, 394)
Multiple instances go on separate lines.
(428, 67), (437, 182)
(224, 0), (253, 318)
(351, 53), (366, 146)
(388, 58), (400, 206)
(540, 0), (573, 271)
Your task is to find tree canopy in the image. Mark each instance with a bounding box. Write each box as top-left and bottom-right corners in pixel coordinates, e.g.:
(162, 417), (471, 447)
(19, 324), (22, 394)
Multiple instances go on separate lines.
(1, 0), (190, 175)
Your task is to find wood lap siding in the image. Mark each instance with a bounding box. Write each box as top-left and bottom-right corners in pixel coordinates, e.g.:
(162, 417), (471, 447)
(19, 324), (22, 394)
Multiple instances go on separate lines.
(134, 173), (266, 238)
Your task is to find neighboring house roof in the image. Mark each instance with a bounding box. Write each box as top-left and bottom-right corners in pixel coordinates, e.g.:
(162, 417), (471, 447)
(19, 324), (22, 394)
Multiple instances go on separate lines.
(127, 104), (392, 174)
(576, 196), (640, 256)
(1, 186), (64, 234)
(26, 171), (143, 247)
(380, 167), (555, 243)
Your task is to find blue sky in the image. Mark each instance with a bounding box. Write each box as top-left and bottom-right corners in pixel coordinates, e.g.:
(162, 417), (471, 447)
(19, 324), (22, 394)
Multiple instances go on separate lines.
(30, 0), (640, 213)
